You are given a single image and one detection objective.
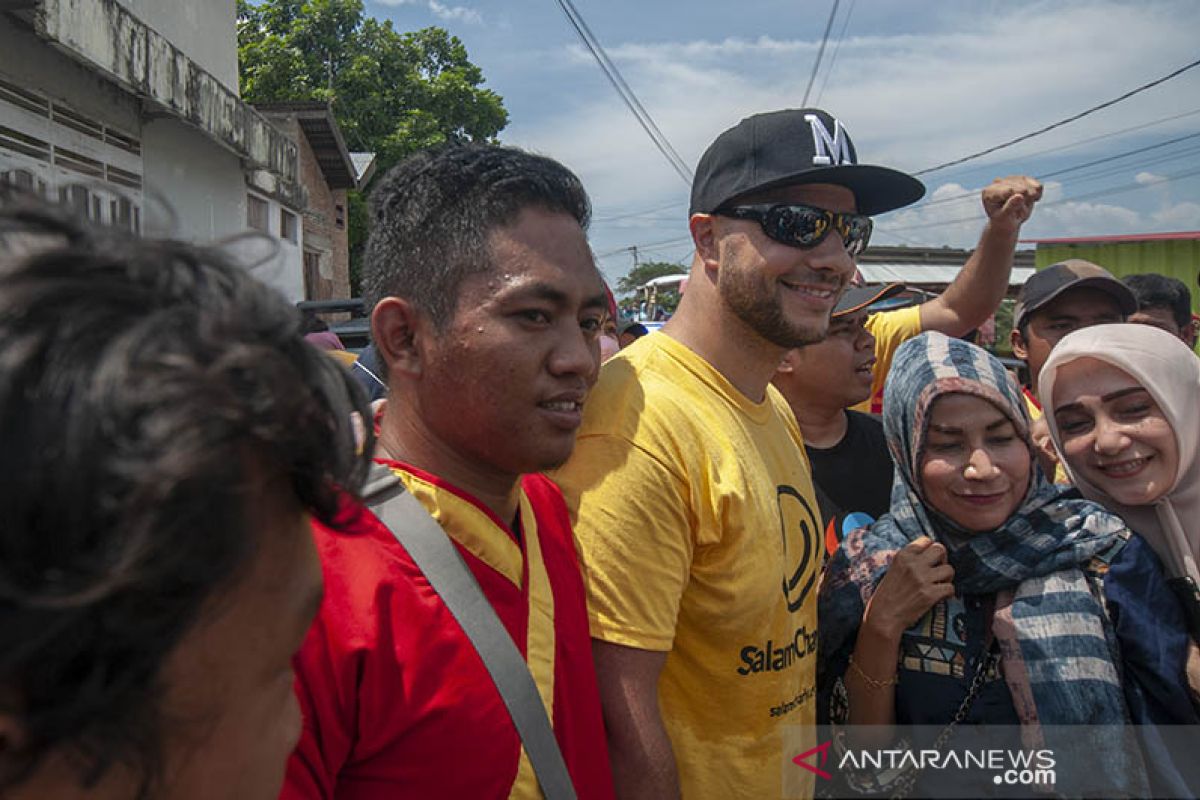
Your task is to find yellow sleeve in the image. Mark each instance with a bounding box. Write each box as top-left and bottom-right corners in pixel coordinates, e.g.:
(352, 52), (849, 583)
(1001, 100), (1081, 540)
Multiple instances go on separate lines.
(554, 433), (693, 652)
(852, 305), (924, 414)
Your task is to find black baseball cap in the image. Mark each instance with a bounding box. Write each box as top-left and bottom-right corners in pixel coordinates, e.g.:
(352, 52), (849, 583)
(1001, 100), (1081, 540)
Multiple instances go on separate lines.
(833, 283), (906, 318)
(689, 109), (926, 217)
(1013, 259), (1137, 330)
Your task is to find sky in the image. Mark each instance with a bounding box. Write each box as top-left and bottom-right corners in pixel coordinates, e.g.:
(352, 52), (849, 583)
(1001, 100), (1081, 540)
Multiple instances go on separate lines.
(364, 0), (1200, 285)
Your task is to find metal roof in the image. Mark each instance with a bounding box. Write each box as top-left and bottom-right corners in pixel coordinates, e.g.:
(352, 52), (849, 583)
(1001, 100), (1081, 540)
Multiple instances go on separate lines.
(255, 102), (359, 190)
(350, 152), (377, 186)
(640, 274), (687, 288)
(858, 264), (1035, 286)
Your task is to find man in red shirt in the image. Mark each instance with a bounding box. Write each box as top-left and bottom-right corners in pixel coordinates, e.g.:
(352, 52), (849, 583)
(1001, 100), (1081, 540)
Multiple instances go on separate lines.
(284, 145), (615, 799)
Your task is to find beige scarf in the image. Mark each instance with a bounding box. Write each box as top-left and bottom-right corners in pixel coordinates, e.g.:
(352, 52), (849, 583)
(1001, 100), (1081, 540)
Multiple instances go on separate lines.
(1039, 323), (1200, 584)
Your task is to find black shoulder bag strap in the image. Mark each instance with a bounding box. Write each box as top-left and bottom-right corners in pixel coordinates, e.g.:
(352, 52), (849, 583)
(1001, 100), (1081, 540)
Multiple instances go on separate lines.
(364, 466), (578, 800)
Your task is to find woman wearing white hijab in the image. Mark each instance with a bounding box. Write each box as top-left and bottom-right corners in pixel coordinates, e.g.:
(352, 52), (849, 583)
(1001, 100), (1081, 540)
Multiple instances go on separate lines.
(1040, 322), (1200, 795)
(1039, 323), (1200, 608)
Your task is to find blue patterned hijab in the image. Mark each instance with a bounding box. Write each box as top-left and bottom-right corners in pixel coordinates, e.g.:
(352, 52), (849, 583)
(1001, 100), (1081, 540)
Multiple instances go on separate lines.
(819, 332), (1147, 796)
(877, 331), (1123, 585)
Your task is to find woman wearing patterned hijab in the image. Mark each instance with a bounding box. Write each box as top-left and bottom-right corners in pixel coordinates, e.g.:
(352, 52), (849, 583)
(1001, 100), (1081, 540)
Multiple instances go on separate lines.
(818, 331), (1184, 797)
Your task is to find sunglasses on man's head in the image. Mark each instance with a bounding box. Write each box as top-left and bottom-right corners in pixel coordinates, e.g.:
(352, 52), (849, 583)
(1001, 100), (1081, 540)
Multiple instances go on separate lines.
(715, 203), (873, 256)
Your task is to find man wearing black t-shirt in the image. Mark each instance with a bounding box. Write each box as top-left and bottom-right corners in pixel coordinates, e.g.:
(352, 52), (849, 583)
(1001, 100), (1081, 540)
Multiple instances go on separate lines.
(773, 284), (905, 560)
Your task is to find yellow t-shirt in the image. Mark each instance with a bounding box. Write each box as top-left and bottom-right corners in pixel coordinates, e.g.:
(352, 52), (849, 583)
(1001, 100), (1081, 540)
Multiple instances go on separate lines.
(553, 333), (821, 800)
(1024, 390), (1042, 421)
(852, 305), (924, 414)
(1024, 390), (1070, 484)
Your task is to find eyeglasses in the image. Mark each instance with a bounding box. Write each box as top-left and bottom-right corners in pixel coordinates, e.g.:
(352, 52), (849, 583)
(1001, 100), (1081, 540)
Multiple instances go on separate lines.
(715, 203), (873, 256)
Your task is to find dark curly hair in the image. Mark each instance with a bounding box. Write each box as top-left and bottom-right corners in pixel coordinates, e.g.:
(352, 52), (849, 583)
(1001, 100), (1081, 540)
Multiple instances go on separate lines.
(362, 143), (592, 329)
(0, 194), (374, 793)
(1124, 272), (1193, 329)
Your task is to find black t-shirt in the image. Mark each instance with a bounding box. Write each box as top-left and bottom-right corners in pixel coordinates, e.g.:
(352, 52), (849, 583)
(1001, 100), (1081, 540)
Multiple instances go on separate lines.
(805, 410), (895, 558)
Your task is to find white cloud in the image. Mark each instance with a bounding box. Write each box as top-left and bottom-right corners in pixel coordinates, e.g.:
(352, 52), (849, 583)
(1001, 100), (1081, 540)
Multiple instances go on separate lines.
(428, 1), (481, 24)
(1150, 201), (1200, 230)
(374, 0), (482, 25)
(871, 177), (1200, 248)
(1136, 171), (1166, 184)
(502, 0), (1200, 271)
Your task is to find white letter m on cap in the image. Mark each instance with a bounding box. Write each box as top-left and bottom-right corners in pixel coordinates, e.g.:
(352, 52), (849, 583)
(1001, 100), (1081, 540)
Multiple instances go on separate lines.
(804, 114), (852, 166)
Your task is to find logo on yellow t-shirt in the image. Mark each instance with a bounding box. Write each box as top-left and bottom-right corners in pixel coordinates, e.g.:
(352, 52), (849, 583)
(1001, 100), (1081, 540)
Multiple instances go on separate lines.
(777, 485), (819, 612)
(734, 485), (821, 679)
(737, 624), (818, 676)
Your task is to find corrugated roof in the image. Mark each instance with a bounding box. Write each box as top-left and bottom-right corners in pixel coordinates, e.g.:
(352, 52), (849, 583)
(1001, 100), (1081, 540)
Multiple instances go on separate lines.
(255, 102), (358, 190)
(858, 264), (1035, 286)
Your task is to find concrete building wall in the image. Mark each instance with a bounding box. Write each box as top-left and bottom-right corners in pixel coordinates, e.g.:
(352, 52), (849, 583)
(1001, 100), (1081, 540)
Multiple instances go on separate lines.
(289, 119), (351, 300)
(140, 116), (245, 240)
(0, 4), (306, 302)
(119, 0), (239, 93)
(0, 21), (139, 134)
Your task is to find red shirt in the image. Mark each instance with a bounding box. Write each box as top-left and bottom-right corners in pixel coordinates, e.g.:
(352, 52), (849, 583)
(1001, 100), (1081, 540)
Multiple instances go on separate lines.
(284, 461), (614, 799)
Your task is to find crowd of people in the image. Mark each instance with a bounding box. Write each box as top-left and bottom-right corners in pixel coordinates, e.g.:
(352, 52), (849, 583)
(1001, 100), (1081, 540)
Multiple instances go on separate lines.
(1, 105), (1197, 800)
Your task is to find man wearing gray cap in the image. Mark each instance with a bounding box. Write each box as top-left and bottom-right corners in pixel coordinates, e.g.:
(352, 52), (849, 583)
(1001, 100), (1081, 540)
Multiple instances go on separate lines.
(555, 109), (922, 799)
(1011, 258), (1138, 417)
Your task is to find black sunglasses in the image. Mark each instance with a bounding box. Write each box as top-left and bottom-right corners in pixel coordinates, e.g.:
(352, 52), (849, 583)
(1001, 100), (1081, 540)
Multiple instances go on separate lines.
(715, 203), (873, 256)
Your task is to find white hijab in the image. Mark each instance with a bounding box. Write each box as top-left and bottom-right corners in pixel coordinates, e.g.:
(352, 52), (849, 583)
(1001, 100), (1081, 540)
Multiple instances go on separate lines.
(1039, 323), (1200, 584)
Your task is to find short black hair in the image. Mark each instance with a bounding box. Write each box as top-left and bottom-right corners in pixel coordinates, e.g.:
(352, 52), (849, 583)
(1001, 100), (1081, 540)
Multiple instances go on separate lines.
(1124, 273), (1192, 328)
(362, 143), (592, 326)
(0, 194), (373, 792)
(619, 321), (649, 338)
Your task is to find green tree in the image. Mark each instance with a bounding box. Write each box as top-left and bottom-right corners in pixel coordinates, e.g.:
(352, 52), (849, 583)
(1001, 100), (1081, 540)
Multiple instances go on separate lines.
(615, 260), (687, 296)
(238, 0), (508, 292)
(992, 297), (1016, 356)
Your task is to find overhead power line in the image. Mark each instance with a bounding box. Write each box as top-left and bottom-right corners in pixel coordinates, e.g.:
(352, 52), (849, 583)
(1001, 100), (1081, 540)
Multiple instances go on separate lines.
(913, 57), (1200, 177)
(814, 0), (856, 106)
(593, 199), (686, 223)
(553, 0), (693, 184)
(801, 0), (840, 107)
(909, 129), (1200, 211)
(596, 234), (693, 259)
(877, 164), (1200, 235)
(1037, 131), (1200, 179)
(921, 106), (1200, 185)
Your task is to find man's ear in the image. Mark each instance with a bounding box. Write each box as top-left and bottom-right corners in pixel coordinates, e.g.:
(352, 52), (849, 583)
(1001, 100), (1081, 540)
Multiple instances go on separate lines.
(372, 297), (427, 380)
(689, 214), (719, 273)
(1010, 326), (1028, 361)
(775, 349), (798, 375)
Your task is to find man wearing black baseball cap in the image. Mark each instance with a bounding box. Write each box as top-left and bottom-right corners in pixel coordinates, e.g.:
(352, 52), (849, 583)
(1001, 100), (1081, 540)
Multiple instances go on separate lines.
(557, 108), (923, 799)
(691, 112), (1043, 418)
(773, 283), (906, 559)
(1011, 258), (1138, 416)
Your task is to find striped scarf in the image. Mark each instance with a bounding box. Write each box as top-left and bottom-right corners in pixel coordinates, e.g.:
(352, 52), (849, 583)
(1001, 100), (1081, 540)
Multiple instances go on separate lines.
(819, 332), (1147, 796)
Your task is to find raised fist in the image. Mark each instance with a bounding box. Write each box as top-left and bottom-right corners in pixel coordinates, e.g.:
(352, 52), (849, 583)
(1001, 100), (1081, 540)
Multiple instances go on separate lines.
(982, 175), (1043, 232)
